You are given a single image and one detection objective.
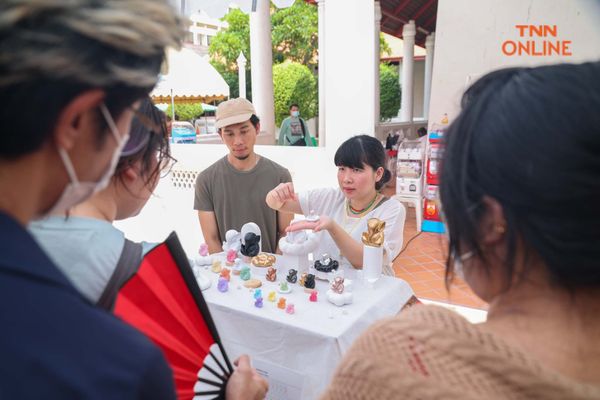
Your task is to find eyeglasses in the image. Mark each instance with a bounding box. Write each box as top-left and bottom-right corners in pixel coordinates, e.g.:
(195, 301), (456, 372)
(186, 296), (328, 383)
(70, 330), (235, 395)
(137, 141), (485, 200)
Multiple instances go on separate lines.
(159, 153), (178, 178)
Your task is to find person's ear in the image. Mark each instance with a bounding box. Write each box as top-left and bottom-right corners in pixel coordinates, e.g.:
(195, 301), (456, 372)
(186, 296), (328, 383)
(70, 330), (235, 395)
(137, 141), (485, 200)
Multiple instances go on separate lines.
(52, 89), (105, 150)
(254, 122), (260, 135)
(375, 166), (384, 182)
(479, 195), (507, 246)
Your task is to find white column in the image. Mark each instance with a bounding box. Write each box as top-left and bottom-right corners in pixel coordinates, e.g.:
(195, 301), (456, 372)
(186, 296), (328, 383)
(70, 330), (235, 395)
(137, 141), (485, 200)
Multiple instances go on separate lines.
(317, 0), (326, 146)
(250, 0), (276, 141)
(324, 0), (376, 152)
(374, 2), (381, 128)
(423, 32), (435, 119)
(236, 52), (247, 99)
(400, 20), (415, 122)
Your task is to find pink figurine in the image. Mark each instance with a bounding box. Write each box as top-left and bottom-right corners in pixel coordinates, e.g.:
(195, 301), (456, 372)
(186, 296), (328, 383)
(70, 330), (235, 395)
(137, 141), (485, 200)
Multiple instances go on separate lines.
(285, 303), (295, 314)
(199, 243), (209, 257)
(226, 249), (237, 266)
(309, 291), (318, 302)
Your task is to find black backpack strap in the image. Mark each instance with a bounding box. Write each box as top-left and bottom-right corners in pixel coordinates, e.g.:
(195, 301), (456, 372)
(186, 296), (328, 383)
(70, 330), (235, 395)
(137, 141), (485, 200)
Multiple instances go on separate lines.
(299, 118), (306, 139)
(97, 239), (143, 311)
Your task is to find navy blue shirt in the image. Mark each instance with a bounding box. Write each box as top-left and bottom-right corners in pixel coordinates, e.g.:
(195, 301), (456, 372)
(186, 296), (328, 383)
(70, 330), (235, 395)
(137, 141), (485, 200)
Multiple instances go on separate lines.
(0, 212), (176, 399)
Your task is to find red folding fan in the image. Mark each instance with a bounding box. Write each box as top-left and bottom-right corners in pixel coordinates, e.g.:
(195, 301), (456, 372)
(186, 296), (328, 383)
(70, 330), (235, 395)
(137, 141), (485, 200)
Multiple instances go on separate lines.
(114, 232), (232, 400)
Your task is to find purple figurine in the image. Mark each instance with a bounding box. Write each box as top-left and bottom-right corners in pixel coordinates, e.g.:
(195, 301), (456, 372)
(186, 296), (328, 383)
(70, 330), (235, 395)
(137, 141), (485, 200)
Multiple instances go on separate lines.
(217, 277), (229, 293)
(254, 297), (264, 308)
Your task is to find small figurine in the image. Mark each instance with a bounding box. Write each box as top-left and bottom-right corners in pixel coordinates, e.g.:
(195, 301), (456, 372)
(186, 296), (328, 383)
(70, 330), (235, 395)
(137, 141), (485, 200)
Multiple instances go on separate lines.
(254, 297), (264, 308)
(251, 253), (276, 268)
(240, 266), (251, 281)
(222, 229), (242, 253)
(314, 254), (339, 273)
(226, 249), (237, 266)
(232, 258), (242, 275)
(306, 210), (320, 222)
(243, 279), (262, 289)
(299, 272), (308, 287)
(253, 289), (262, 299)
(326, 276), (353, 307)
(361, 218), (386, 248)
(240, 232), (261, 257)
(285, 304), (295, 314)
(219, 268), (231, 282)
(309, 291), (318, 302)
(217, 277), (228, 293)
(194, 243), (213, 267)
(192, 266), (211, 291)
(265, 267), (277, 282)
(304, 274), (316, 289)
(277, 297), (286, 309)
(268, 291), (277, 302)
(278, 280), (291, 294)
(331, 276), (344, 294)
(211, 260), (222, 274)
(286, 269), (298, 284)
(199, 243), (209, 256)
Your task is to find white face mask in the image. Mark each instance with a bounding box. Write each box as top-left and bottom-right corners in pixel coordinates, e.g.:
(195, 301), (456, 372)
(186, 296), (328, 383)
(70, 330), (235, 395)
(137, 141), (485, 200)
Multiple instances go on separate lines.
(291, 111), (299, 118)
(46, 104), (129, 216)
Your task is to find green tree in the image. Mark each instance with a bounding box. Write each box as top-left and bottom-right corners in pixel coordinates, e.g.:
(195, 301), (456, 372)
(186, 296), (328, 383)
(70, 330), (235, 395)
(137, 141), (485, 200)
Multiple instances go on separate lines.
(271, 1), (318, 69)
(272, 61), (317, 126)
(166, 103), (204, 121)
(380, 33), (392, 57)
(379, 63), (400, 121)
(209, 1), (319, 98)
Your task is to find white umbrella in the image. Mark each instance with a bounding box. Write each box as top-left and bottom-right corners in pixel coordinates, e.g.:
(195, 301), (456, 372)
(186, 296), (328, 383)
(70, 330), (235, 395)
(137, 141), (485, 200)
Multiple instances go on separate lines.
(151, 47), (230, 109)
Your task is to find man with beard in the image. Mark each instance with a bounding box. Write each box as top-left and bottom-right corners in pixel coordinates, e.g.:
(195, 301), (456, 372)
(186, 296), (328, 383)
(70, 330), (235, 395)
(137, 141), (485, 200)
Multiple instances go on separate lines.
(194, 98), (293, 254)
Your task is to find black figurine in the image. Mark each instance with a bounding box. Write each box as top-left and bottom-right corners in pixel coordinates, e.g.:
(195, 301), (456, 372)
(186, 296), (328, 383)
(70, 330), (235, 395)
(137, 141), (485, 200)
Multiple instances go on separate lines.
(286, 269), (298, 284)
(240, 232), (261, 257)
(304, 274), (316, 289)
(314, 255), (339, 273)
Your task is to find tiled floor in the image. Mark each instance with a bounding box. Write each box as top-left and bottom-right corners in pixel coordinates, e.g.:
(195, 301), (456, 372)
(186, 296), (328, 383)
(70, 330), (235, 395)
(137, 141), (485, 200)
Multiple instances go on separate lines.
(391, 203), (488, 310)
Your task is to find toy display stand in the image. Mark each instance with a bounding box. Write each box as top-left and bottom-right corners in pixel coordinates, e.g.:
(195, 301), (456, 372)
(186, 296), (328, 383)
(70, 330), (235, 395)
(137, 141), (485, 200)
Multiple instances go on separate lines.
(395, 138), (426, 232)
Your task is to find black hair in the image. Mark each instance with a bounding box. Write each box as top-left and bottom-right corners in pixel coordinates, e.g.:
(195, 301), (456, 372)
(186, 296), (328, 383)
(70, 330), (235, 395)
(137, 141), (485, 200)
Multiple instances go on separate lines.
(334, 135), (391, 191)
(417, 127), (427, 138)
(289, 103), (299, 110)
(439, 61), (600, 290)
(250, 114), (260, 129)
(114, 97), (174, 189)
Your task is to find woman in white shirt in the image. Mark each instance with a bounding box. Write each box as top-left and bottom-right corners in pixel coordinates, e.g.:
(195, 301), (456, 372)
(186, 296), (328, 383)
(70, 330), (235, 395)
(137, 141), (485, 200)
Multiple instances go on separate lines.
(266, 135), (405, 276)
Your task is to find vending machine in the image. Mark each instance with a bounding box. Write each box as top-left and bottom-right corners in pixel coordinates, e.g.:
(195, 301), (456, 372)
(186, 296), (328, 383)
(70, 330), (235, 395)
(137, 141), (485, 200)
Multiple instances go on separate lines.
(422, 126), (446, 233)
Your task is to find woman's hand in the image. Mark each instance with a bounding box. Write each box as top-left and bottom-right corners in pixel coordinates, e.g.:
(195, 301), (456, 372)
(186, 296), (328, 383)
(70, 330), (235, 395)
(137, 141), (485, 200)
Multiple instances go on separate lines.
(286, 216), (334, 233)
(266, 182), (297, 210)
(226, 355), (269, 400)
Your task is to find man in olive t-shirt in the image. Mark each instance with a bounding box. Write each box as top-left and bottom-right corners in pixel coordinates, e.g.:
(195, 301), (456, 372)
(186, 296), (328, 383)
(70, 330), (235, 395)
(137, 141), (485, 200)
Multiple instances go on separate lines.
(194, 98), (293, 254)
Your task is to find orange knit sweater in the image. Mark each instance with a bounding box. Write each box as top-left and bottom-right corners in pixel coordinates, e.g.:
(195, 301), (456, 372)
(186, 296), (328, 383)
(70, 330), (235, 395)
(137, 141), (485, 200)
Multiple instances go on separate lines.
(321, 305), (600, 399)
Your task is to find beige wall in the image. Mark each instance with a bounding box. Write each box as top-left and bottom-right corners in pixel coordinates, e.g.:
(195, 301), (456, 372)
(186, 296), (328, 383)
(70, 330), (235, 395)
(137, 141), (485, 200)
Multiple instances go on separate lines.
(428, 0), (600, 126)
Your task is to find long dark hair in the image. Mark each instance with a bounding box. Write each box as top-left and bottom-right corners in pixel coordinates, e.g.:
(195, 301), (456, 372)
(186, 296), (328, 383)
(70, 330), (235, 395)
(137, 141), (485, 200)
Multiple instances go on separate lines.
(439, 62), (600, 290)
(114, 97), (174, 189)
(334, 135), (391, 191)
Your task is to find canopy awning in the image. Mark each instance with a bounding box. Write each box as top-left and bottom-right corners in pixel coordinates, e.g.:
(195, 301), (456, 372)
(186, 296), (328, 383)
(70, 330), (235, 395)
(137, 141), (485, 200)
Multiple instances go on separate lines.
(151, 47), (229, 104)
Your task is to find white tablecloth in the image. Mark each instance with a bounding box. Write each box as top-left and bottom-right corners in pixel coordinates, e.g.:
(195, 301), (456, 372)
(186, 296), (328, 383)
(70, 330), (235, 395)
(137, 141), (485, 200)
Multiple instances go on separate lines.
(196, 253), (414, 400)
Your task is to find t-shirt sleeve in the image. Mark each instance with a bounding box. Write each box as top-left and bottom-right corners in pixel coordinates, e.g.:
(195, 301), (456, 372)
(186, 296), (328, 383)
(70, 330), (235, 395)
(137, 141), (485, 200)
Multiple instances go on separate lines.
(298, 187), (340, 217)
(280, 168), (292, 184)
(193, 171), (213, 211)
(379, 199), (406, 261)
(137, 348), (176, 400)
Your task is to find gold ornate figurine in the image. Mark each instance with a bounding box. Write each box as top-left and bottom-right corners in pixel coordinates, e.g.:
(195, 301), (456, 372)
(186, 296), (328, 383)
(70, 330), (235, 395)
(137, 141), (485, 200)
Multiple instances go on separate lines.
(361, 218), (385, 247)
